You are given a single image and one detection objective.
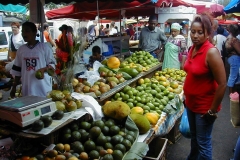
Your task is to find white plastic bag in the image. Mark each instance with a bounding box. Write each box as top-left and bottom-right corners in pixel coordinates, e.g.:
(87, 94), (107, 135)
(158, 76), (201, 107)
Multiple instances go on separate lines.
(82, 61), (103, 86)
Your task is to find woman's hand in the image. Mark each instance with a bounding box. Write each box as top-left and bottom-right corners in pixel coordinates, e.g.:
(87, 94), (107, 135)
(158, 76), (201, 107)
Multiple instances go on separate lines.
(201, 111), (217, 124)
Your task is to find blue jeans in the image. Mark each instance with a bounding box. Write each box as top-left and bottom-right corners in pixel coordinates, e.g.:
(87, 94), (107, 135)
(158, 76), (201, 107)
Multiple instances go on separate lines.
(233, 136), (240, 160)
(149, 51), (157, 58)
(227, 55), (240, 87)
(186, 108), (214, 160)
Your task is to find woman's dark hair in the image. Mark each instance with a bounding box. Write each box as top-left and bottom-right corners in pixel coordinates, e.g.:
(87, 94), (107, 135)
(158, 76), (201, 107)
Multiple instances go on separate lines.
(22, 21), (37, 32)
(106, 24), (109, 29)
(92, 46), (101, 56)
(228, 24), (239, 37)
(191, 13), (214, 43)
(217, 26), (224, 35)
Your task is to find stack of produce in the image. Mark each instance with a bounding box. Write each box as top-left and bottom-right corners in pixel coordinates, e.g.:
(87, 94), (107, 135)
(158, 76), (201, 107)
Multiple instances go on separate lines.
(19, 118), (138, 160)
(110, 68), (186, 127)
(120, 51), (160, 72)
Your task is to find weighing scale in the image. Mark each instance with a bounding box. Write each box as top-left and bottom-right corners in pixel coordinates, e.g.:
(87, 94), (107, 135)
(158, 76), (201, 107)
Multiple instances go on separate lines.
(0, 96), (57, 128)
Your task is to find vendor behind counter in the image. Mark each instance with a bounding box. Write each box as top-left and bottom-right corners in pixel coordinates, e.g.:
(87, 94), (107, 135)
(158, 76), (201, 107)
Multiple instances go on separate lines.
(138, 15), (167, 60)
(87, 46), (105, 69)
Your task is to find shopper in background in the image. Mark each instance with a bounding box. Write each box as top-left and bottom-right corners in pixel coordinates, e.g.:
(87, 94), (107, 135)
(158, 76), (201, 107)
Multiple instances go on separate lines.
(213, 26), (226, 64)
(109, 21), (117, 35)
(162, 23), (188, 69)
(43, 23), (56, 48)
(88, 46), (105, 69)
(125, 24), (135, 40)
(138, 15), (167, 59)
(10, 22), (56, 98)
(183, 13), (226, 160)
(225, 24), (240, 94)
(8, 22), (25, 61)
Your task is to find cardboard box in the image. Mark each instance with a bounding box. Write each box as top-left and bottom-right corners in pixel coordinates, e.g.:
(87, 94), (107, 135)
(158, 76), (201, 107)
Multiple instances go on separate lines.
(143, 137), (168, 160)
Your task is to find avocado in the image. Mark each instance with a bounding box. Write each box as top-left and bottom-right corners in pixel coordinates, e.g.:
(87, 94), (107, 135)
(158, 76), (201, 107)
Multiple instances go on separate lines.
(52, 110), (64, 120)
(32, 120), (44, 132)
(118, 68), (139, 78)
(40, 115), (53, 127)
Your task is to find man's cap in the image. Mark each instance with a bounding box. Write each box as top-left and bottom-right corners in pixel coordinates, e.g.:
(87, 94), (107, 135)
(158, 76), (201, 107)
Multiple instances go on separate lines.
(59, 24), (68, 31)
(149, 15), (158, 22)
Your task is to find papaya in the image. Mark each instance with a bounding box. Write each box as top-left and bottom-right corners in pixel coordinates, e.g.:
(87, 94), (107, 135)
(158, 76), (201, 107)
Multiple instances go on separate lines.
(129, 114), (150, 134)
(144, 113), (159, 125)
(118, 68), (139, 78)
(102, 101), (131, 120)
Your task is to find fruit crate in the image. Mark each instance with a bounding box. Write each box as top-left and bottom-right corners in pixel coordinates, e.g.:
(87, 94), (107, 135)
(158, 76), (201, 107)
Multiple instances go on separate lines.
(143, 137), (168, 160)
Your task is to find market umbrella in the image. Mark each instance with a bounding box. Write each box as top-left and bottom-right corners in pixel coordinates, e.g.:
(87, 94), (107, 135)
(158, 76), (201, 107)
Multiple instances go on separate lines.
(0, 3), (27, 14)
(224, 0), (240, 14)
(182, 0), (224, 17)
(46, 1), (152, 20)
(218, 19), (238, 25)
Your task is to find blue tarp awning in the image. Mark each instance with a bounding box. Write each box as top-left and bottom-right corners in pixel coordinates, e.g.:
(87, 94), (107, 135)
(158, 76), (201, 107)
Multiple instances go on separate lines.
(0, 4), (27, 14)
(224, 0), (240, 14)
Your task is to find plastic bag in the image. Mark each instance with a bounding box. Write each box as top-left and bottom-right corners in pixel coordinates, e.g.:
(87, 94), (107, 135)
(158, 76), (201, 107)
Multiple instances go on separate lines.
(230, 92), (240, 127)
(179, 108), (191, 138)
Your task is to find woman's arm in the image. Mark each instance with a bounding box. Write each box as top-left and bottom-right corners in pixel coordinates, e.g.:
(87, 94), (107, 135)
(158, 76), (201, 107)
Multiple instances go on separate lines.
(207, 47), (227, 113)
(232, 38), (240, 54)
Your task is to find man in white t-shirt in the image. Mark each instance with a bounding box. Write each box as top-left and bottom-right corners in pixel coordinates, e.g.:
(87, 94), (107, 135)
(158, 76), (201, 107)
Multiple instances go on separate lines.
(213, 27), (227, 64)
(109, 21), (117, 35)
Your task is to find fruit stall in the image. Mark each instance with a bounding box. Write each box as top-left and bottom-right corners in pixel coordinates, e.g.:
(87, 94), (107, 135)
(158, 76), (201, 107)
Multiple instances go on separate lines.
(0, 50), (186, 160)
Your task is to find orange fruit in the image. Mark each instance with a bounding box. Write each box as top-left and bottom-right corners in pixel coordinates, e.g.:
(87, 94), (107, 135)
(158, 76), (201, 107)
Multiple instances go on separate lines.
(107, 57), (120, 69)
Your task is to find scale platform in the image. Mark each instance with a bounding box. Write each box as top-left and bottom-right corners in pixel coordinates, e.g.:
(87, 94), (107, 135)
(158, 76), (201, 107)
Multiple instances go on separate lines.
(0, 96), (57, 128)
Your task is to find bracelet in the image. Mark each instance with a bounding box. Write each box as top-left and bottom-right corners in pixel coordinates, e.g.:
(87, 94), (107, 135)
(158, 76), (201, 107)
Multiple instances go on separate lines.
(208, 110), (217, 116)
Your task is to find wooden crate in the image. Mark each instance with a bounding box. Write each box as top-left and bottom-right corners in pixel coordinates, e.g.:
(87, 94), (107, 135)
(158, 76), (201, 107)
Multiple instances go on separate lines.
(143, 137), (168, 160)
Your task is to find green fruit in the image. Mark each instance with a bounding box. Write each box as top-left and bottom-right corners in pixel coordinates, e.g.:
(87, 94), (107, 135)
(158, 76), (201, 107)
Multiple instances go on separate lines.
(129, 114), (151, 134)
(104, 120), (115, 128)
(79, 121), (92, 131)
(102, 101), (131, 121)
(121, 139), (132, 151)
(52, 110), (64, 120)
(75, 99), (82, 109)
(124, 134), (135, 144)
(112, 150), (124, 160)
(55, 101), (66, 111)
(96, 134), (108, 146)
(35, 70), (43, 79)
(102, 126), (110, 135)
(111, 135), (123, 145)
(104, 142), (113, 149)
(92, 120), (105, 130)
(84, 140), (96, 152)
(89, 150), (99, 160)
(109, 126), (120, 136)
(32, 120), (44, 132)
(62, 133), (71, 143)
(40, 115), (52, 127)
(71, 141), (84, 153)
(102, 154), (114, 160)
(71, 131), (81, 141)
(70, 123), (79, 131)
(89, 126), (101, 139)
(114, 144), (126, 154)
(62, 127), (71, 134)
(80, 132), (89, 143)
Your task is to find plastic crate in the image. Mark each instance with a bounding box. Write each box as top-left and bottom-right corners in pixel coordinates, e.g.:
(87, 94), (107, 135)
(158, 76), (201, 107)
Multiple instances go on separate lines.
(143, 138), (168, 160)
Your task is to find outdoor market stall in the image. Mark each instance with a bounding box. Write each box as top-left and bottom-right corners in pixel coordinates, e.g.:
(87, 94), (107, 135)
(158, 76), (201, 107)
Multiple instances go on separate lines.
(0, 0), (190, 159)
